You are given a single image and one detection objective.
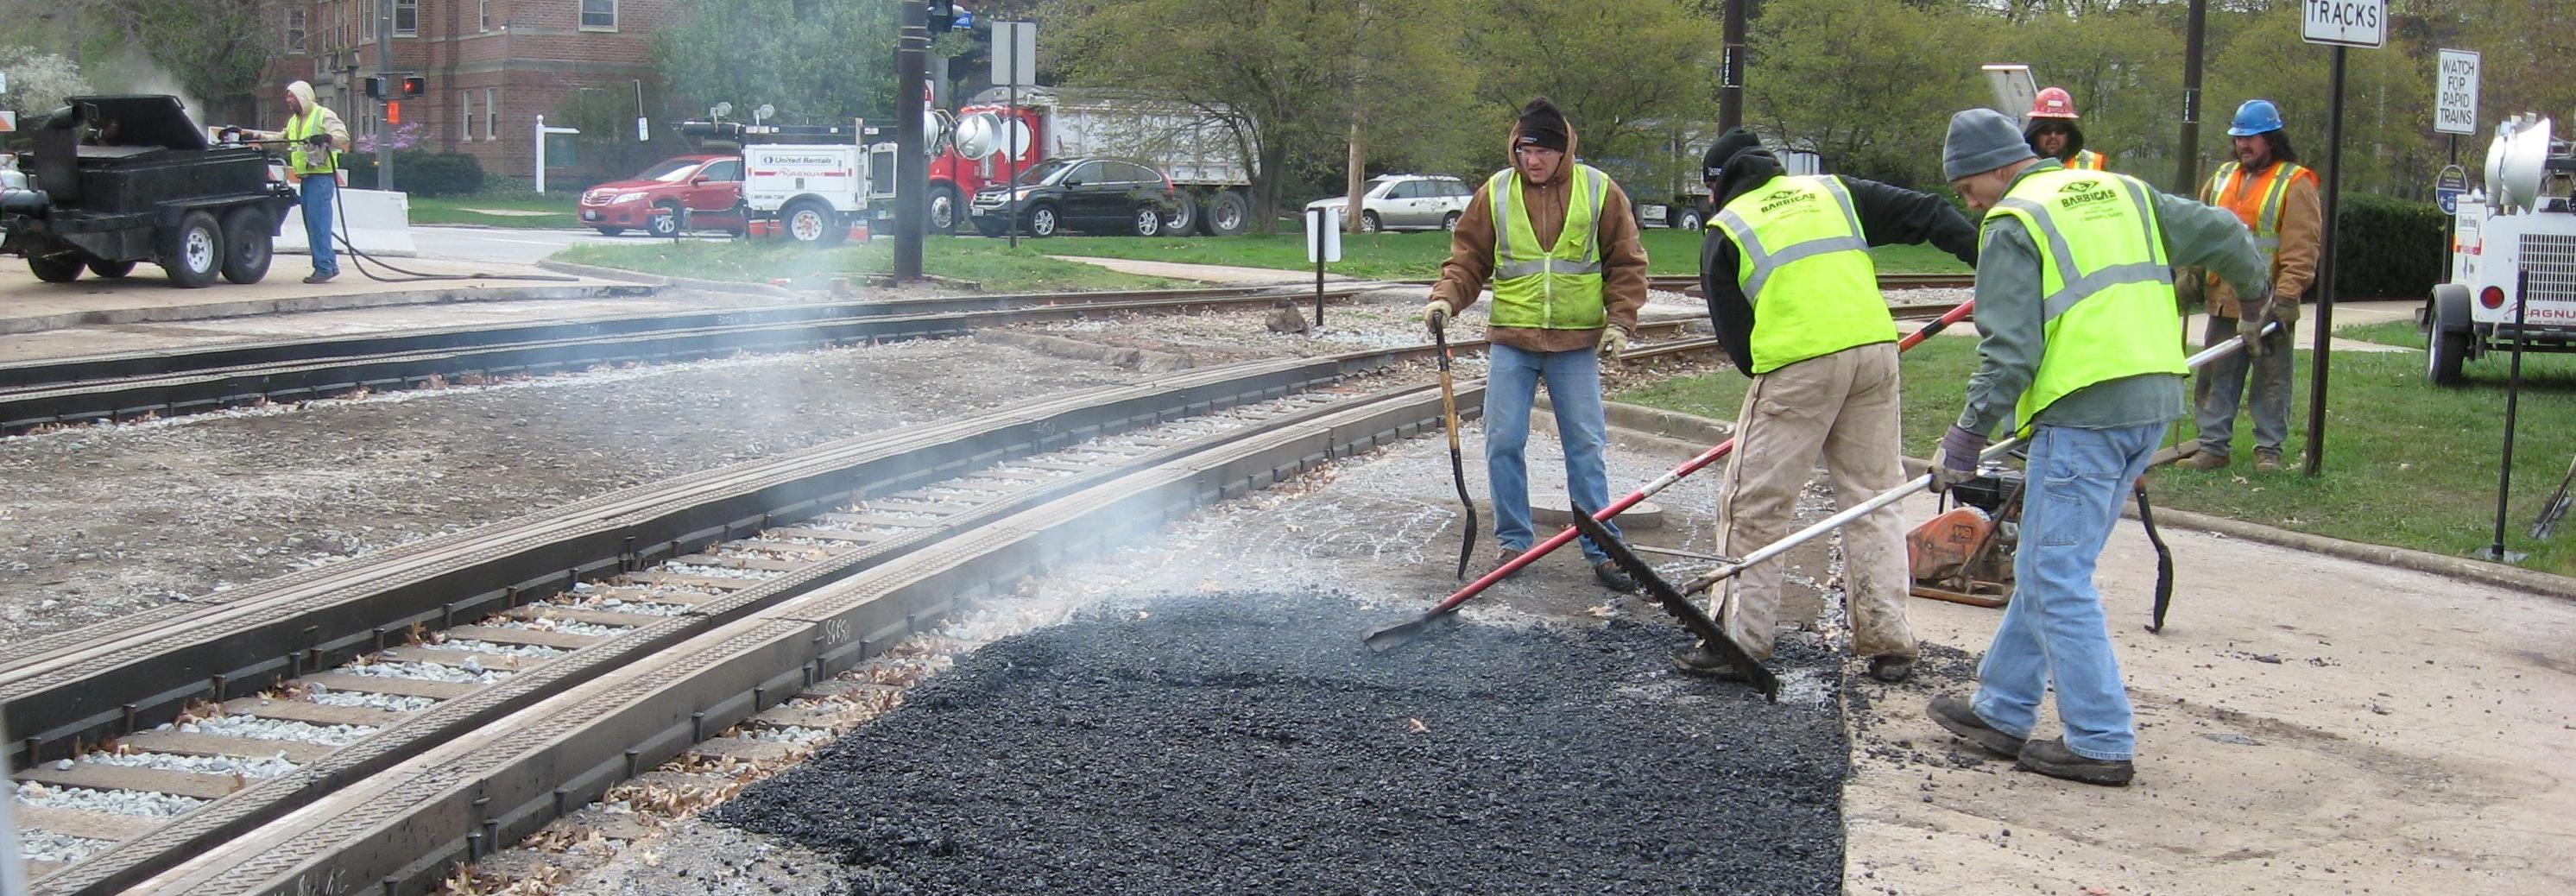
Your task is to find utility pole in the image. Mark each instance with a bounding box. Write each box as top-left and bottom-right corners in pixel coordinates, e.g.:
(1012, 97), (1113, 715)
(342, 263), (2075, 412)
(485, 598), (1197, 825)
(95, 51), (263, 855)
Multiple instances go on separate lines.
(376, 0), (395, 191)
(2172, 0), (2206, 195)
(1346, 122), (1366, 234)
(895, 0), (929, 281)
(1717, 0), (1746, 132)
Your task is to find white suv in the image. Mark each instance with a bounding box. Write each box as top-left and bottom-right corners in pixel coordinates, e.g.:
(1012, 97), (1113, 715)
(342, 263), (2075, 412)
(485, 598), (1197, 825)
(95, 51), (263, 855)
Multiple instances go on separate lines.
(1305, 174), (1473, 233)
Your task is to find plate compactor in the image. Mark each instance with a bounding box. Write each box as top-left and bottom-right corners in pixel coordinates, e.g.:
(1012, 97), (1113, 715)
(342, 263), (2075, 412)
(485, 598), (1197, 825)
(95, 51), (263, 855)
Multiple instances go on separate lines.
(1904, 448), (2188, 632)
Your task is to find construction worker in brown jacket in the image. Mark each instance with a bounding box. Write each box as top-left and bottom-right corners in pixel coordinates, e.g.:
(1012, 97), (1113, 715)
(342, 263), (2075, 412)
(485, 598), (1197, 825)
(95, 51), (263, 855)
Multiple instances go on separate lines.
(1423, 97), (1651, 592)
(2178, 98), (2320, 473)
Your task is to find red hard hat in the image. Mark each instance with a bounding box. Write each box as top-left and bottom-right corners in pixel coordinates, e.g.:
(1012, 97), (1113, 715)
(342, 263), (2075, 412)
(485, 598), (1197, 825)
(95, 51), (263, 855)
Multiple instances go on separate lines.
(2028, 86), (2079, 120)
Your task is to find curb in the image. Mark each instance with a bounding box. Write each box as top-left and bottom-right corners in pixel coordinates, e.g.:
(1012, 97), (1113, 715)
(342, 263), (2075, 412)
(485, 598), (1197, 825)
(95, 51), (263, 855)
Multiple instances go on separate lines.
(1581, 399), (2576, 602)
(0, 282), (660, 337)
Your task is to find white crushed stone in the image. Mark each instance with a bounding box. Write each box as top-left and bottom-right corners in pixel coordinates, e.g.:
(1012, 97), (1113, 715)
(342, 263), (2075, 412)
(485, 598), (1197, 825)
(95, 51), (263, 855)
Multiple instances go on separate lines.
(589, 597), (691, 616)
(495, 617), (628, 637)
(739, 725), (835, 748)
(659, 563), (774, 582)
(342, 660), (510, 685)
(16, 780), (208, 817)
(83, 749), (298, 779)
(430, 639), (567, 659)
(176, 715), (379, 747)
(306, 685), (442, 712)
(16, 829), (114, 862)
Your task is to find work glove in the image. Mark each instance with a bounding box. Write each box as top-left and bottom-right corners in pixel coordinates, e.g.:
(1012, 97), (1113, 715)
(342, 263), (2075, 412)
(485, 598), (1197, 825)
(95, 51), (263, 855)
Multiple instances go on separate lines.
(2268, 288), (2301, 325)
(1598, 326), (1629, 360)
(1929, 424), (1989, 495)
(2236, 284), (2276, 358)
(301, 133), (333, 149)
(1421, 300), (1451, 338)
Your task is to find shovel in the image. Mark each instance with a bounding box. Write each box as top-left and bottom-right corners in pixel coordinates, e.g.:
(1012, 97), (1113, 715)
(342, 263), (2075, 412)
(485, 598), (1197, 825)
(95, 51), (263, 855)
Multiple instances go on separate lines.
(1568, 506), (1779, 702)
(1435, 319), (1477, 578)
(1363, 300), (1979, 653)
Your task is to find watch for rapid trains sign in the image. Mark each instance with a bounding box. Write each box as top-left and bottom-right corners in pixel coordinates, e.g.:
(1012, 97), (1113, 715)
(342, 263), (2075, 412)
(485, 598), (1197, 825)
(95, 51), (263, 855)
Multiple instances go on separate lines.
(2302, 0), (2385, 48)
(2435, 49), (2481, 136)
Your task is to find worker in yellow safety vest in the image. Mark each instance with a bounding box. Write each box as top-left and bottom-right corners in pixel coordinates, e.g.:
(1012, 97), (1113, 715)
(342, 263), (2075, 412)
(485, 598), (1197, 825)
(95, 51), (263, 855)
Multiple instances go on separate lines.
(2024, 87), (2111, 171)
(1923, 108), (2273, 788)
(256, 81), (350, 283)
(1674, 127), (1979, 685)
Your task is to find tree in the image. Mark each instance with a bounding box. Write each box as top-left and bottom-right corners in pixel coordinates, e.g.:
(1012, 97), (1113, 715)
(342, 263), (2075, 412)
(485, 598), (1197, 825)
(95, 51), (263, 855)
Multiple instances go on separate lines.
(655, 0), (902, 125)
(1459, 0), (1723, 195)
(1745, 0), (1980, 187)
(79, 0), (277, 124)
(0, 46), (92, 123)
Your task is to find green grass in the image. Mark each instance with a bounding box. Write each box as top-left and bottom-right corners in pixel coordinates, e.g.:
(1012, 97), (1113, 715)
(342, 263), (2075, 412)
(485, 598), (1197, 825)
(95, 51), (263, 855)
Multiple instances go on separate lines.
(1033, 229), (1973, 280)
(1613, 337), (2576, 577)
(551, 237), (1188, 293)
(409, 192), (581, 229)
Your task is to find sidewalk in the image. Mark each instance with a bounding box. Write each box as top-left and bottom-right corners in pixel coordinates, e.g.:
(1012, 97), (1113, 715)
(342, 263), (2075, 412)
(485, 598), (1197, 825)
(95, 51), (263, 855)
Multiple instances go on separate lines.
(0, 256), (644, 336)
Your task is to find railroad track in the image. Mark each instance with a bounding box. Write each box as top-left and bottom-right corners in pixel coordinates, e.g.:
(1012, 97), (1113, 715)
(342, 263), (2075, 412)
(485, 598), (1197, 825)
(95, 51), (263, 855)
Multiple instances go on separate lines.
(1616, 300), (1967, 363)
(0, 285), (1366, 434)
(3, 319), (1703, 895)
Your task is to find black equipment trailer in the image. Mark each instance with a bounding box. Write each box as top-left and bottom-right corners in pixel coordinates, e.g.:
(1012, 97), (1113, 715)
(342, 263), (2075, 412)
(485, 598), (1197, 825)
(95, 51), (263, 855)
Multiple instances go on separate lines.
(2, 95), (298, 287)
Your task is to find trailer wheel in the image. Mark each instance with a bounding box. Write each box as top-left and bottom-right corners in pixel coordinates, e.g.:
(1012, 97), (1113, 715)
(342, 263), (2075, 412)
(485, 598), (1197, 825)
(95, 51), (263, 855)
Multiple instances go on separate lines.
(783, 199), (846, 247)
(929, 183), (962, 234)
(87, 259), (138, 278)
(156, 211), (224, 288)
(1198, 190), (1249, 237)
(220, 206), (275, 284)
(1160, 191), (1198, 235)
(28, 256), (83, 283)
(2428, 321), (2470, 386)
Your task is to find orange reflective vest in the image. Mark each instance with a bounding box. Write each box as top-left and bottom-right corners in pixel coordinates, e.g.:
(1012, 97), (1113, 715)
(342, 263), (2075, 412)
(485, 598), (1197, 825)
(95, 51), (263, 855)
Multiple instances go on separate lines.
(2066, 149), (2111, 171)
(2200, 160), (2317, 263)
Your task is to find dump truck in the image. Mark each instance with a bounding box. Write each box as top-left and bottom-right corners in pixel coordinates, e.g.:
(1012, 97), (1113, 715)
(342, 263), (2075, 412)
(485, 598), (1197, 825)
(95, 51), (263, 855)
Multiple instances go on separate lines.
(934, 87), (1254, 237)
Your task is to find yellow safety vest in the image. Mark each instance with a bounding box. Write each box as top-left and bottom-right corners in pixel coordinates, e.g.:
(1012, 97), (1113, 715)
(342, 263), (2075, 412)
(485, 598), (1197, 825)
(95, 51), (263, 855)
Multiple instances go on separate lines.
(1979, 168), (2188, 432)
(1486, 165), (1607, 331)
(284, 108), (338, 175)
(1708, 175), (1892, 374)
(2067, 149), (2111, 171)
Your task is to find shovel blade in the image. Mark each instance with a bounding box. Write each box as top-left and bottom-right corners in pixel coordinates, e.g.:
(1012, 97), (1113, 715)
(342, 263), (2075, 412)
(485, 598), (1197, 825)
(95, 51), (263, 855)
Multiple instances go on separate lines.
(1362, 609), (1458, 653)
(1569, 506), (1779, 701)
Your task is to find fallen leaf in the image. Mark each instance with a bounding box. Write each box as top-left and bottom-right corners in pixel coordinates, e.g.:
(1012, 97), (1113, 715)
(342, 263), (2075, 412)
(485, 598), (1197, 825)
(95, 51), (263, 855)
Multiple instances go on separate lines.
(1406, 717), (1430, 735)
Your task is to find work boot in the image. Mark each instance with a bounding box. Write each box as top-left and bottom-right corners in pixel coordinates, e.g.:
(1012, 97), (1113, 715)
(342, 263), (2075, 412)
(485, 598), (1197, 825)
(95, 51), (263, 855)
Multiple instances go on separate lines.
(1490, 548), (1526, 580)
(1926, 694), (2024, 758)
(2015, 736), (2136, 787)
(2177, 450), (2229, 470)
(1671, 643), (1749, 681)
(1866, 655), (1915, 683)
(2253, 447), (2283, 472)
(1592, 559), (1638, 593)
(302, 271), (338, 284)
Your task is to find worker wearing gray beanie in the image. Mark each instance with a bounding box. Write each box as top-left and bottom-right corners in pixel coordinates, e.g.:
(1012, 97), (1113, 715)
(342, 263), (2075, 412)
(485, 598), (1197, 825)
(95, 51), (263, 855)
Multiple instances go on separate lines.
(1922, 105), (2278, 790)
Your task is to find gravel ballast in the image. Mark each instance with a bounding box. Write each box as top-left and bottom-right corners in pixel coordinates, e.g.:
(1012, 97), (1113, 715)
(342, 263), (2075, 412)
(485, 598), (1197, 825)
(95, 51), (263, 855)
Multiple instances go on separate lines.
(712, 590), (1847, 895)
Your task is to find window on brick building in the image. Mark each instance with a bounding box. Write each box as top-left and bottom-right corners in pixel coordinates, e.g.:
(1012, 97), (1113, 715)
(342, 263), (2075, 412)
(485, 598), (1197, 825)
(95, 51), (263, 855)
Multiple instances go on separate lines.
(395, 0), (417, 36)
(486, 88), (500, 141)
(479, 0), (490, 31)
(286, 9), (307, 54)
(363, 0), (374, 40)
(461, 91), (475, 142)
(580, 0), (616, 30)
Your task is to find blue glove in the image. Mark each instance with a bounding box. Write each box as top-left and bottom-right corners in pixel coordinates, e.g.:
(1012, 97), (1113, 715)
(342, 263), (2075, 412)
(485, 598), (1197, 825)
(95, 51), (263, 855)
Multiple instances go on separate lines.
(1929, 424), (1989, 495)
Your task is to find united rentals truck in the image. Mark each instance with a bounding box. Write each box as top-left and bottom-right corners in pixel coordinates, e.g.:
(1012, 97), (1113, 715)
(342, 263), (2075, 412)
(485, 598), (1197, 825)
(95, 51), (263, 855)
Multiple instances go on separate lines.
(679, 120), (893, 246)
(933, 87), (1254, 236)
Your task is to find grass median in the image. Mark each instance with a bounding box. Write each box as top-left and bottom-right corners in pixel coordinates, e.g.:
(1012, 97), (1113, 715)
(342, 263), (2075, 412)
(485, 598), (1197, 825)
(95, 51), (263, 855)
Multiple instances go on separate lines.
(1027, 230), (1972, 280)
(551, 237), (1187, 293)
(1612, 324), (2576, 577)
(410, 192), (582, 229)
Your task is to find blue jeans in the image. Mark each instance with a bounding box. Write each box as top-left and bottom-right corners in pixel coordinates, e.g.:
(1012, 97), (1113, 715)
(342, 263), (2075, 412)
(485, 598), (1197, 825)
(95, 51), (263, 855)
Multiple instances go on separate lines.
(1971, 421), (2165, 761)
(300, 175), (338, 276)
(1483, 343), (1619, 563)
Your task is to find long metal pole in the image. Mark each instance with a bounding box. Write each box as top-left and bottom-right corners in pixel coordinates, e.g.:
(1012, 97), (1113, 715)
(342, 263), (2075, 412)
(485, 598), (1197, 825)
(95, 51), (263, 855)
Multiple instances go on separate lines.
(1007, 78), (1020, 249)
(2302, 46), (2347, 476)
(1718, 0), (1746, 133)
(376, 0), (394, 191)
(2486, 269), (2532, 561)
(2173, 0), (2206, 194)
(895, 0), (927, 281)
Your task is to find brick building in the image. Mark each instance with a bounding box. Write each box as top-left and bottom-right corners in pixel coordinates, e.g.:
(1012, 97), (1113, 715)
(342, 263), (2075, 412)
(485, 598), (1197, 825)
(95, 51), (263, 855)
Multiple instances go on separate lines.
(262, 0), (677, 183)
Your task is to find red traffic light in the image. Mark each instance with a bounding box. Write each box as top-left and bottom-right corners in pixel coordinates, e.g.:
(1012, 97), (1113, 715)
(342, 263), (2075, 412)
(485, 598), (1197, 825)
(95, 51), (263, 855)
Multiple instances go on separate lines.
(400, 75), (426, 97)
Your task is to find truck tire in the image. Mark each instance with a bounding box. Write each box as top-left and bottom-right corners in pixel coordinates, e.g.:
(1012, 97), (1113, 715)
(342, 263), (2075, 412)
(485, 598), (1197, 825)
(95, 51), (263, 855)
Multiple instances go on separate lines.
(1127, 202), (1164, 237)
(156, 211), (224, 288)
(646, 202), (683, 239)
(782, 199), (846, 247)
(2427, 284), (2472, 386)
(220, 206), (275, 284)
(1026, 203), (1060, 238)
(1673, 207), (1703, 231)
(930, 182), (962, 234)
(28, 256), (83, 283)
(1160, 191), (1198, 235)
(87, 259), (138, 278)
(1198, 190), (1249, 237)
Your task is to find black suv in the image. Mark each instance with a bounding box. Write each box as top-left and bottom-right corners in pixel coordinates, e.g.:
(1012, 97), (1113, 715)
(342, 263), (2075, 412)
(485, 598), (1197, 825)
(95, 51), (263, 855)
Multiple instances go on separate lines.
(969, 157), (1181, 237)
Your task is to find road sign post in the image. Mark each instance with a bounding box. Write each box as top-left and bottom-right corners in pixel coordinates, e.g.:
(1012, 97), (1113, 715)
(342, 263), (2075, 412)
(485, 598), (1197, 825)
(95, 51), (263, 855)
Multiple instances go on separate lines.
(992, 21), (1037, 249)
(2298, 0), (2383, 476)
(1306, 206), (1342, 327)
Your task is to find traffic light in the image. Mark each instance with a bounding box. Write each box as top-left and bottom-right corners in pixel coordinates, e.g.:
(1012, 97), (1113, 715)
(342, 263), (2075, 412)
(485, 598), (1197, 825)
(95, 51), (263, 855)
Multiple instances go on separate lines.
(400, 75), (426, 97)
(928, 0), (957, 34)
(363, 75), (389, 101)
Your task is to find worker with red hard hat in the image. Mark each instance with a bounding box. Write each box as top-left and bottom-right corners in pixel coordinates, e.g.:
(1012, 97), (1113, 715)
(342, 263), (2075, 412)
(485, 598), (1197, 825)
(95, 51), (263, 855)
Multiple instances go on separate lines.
(2024, 87), (2110, 171)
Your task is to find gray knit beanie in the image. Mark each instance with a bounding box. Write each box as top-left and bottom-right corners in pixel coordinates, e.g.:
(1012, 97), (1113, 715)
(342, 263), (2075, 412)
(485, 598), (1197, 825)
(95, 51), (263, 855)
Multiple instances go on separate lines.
(1942, 108), (2037, 181)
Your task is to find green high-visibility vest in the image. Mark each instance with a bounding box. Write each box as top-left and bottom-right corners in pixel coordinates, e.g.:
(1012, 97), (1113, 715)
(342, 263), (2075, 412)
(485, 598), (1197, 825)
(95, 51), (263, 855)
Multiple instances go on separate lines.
(1979, 168), (2188, 432)
(1486, 165), (1607, 331)
(1708, 175), (1891, 374)
(283, 108), (338, 175)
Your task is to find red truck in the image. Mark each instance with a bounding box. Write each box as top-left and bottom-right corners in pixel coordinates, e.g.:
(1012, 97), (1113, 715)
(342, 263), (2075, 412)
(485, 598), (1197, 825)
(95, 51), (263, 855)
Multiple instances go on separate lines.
(931, 87), (1254, 237)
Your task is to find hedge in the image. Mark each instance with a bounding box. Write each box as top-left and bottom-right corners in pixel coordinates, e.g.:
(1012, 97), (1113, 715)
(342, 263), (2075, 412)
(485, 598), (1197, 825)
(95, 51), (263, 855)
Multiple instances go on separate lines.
(341, 150), (488, 198)
(2333, 192), (2447, 300)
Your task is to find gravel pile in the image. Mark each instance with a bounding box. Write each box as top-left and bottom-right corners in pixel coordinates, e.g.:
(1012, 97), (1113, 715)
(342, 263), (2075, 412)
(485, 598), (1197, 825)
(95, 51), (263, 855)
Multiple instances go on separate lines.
(713, 590), (1846, 895)
(83, 748), (299, 778)
(180, 715), (378, 746)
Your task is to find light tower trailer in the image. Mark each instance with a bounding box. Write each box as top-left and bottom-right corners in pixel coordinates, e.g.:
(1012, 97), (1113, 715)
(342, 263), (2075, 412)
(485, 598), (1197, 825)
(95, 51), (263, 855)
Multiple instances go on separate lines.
(2421, 115), (2576, 384)
(679, 120), (897, 246)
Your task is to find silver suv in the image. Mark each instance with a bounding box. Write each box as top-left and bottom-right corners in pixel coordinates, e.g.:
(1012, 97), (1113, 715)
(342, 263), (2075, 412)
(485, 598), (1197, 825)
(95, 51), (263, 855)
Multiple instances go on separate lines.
(1304, 174), (1473, 233)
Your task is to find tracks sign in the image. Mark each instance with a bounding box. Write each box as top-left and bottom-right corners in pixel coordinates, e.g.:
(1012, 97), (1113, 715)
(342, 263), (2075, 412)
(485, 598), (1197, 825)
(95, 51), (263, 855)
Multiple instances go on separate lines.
(2301, 0), (2385, 48)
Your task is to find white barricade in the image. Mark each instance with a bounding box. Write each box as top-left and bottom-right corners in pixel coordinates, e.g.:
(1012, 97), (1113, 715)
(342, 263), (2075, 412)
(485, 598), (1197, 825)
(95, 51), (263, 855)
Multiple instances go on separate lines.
(275, 186), (418, 258)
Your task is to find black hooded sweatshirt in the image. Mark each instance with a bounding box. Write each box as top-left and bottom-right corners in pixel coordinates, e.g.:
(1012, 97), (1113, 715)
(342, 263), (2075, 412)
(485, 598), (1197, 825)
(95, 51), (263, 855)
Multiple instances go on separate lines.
(1695, 150), (1979, 376)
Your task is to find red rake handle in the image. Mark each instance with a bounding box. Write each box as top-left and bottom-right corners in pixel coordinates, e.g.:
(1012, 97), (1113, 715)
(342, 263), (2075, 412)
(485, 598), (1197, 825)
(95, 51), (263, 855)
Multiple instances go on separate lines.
(1423, 299), (1974, 616)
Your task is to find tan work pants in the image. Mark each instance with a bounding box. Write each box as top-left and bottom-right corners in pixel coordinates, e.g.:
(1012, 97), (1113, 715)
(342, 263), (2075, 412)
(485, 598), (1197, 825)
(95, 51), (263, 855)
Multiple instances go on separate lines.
(1714, 342), (1917, 661)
